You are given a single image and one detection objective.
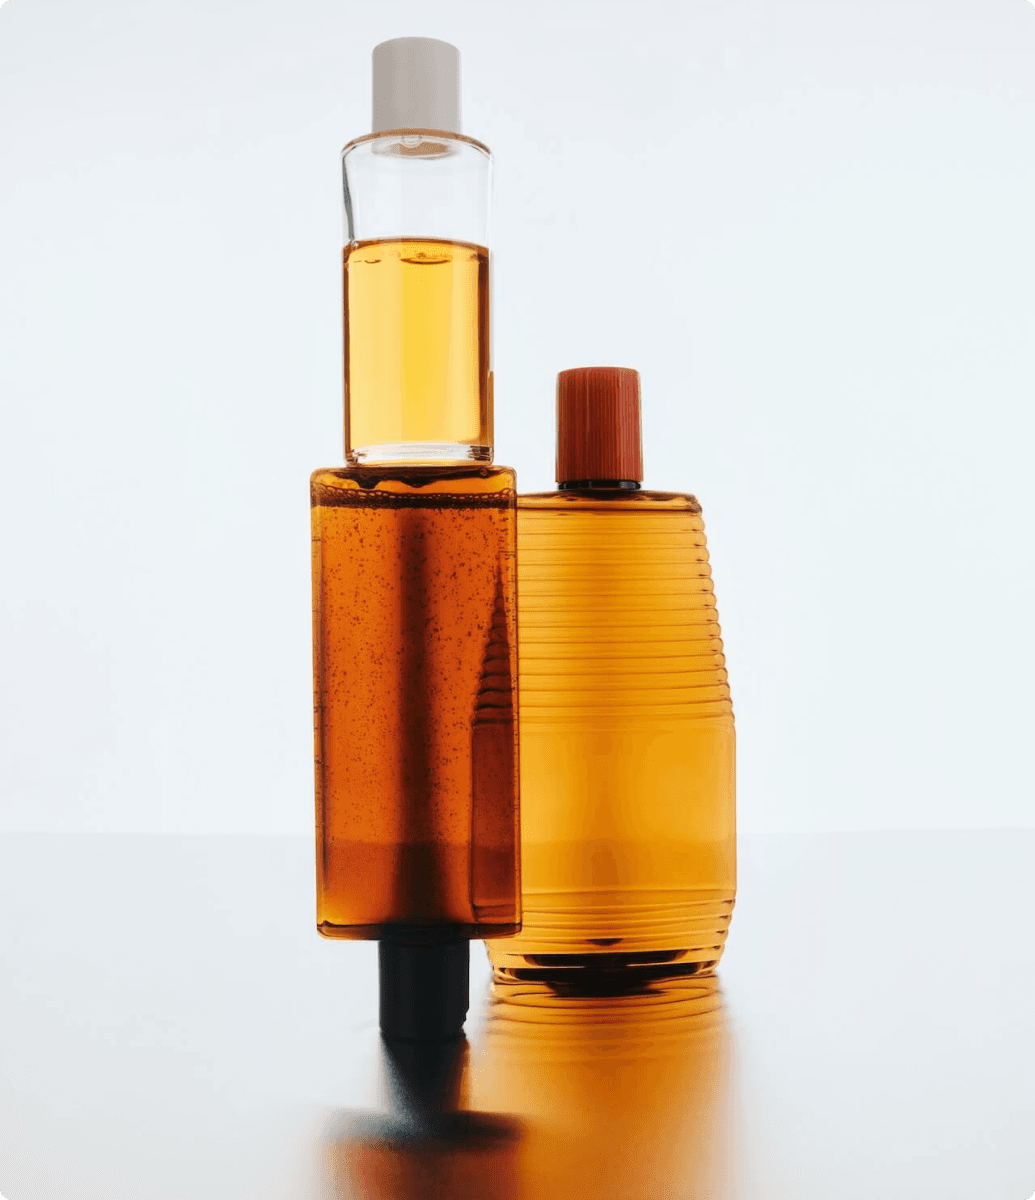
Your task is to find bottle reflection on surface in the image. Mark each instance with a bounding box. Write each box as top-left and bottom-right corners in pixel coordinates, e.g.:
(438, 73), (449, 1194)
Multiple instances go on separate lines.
(470, 974), (733, 1200)
(325, 979), (731, 1200)
(324, 1036), (521, 1199)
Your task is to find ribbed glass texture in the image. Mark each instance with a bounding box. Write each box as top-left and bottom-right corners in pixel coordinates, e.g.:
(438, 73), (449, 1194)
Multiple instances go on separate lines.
(487, 489), (735, 979)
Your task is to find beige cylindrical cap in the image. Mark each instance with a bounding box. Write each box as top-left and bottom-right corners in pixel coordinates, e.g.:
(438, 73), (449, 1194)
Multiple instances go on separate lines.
(372, 37), (461, 134)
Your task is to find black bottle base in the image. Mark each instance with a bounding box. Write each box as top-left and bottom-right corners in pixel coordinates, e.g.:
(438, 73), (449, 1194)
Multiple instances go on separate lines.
(378, 938), (470, 1041)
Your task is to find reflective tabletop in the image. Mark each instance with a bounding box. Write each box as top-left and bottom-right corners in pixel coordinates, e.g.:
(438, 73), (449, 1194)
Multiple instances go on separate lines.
(0, 830), (1031, 1199)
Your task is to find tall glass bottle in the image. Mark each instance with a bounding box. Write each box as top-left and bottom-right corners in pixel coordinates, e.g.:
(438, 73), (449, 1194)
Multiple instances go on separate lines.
(312, 38), (520, 1039)
(487, 367), (734, 983)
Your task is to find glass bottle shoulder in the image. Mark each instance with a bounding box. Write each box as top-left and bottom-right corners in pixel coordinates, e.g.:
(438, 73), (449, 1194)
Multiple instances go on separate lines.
(312, 462), (516, 503)
(517, 488), (702, 515)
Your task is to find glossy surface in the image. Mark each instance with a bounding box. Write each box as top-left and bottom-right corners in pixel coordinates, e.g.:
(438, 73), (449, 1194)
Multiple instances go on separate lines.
(0, 831), (1032, 1200)
(471, 974), (732, 1199)
(488, 489), (736, 980)
(311, 464), (519, 939)
(344, 238), (491, 458)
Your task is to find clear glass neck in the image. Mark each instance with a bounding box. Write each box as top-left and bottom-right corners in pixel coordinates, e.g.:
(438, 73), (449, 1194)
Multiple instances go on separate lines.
(342, 130), (491, 246)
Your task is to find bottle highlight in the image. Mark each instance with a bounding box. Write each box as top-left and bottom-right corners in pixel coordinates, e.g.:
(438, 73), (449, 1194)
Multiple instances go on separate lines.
(311, 38), (520, 1039)
(487, 367), (735, 983)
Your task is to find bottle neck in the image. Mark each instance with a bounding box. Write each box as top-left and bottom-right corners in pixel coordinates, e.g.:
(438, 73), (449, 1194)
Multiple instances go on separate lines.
(558, 480), (642, 491)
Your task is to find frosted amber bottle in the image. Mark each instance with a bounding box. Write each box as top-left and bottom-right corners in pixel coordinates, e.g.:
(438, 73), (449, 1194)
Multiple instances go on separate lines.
(487, 367), (735, 982)
(312, 39), (519, 1037)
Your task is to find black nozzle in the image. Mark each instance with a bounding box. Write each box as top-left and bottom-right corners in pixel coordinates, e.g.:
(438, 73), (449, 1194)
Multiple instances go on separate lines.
(378, 938), (470, 1042)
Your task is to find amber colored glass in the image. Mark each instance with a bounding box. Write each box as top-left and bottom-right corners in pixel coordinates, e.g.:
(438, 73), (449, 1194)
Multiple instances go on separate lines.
(344, 238), (491, 461)
(470, 975), (732, 1200)
(486, 488), (735, 979)
(311, 464), (520, 940)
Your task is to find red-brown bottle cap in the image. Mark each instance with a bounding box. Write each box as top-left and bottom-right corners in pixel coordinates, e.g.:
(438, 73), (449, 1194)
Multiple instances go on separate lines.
(556, 366), (643, 484)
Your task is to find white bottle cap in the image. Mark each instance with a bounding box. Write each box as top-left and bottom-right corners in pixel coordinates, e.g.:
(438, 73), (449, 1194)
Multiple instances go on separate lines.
(372, 38), (461, 135)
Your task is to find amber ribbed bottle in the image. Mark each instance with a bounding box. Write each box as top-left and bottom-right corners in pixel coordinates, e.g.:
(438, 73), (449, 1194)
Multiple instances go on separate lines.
(487, 368), (735, 982)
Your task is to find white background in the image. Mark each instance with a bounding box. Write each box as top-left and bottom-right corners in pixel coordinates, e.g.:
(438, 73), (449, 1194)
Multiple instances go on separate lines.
(1, 0), (1033, 837)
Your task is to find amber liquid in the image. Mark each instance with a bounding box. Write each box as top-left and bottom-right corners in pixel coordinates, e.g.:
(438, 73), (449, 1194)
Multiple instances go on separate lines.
(487, 489), (735, 978)
(344, 238), (491, 456)
(311, 465), (520, 939)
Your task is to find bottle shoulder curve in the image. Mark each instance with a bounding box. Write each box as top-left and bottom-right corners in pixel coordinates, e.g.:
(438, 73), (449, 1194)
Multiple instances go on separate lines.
(312, 462), (516, 496)
(517, 489), (702, 514)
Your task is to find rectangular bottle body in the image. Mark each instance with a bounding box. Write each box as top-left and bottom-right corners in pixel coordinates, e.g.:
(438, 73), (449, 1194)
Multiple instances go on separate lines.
(311, 465), (520, 939)
(487, 490), (735, 977)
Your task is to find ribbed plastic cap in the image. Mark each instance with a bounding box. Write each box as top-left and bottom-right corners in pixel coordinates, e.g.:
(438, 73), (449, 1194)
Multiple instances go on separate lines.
(372, 38), (461, 134)
(556, 367), (643, 484)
